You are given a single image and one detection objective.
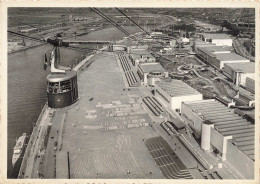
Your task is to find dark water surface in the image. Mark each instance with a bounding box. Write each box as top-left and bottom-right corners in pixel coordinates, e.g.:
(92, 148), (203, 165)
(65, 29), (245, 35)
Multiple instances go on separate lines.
(7, 26), (141, 178)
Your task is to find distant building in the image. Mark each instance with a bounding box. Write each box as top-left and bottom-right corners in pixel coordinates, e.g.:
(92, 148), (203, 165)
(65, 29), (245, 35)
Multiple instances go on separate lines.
(20, 28), (38, 33)
(150, 33), (173, 42)
(129, 49), (155, 66)
(245, 76), (255, 93)
(195, 46), (250, 69)
(223, 62), (255, 86)
(160, 47), (174, 54)
(73, 17), (88, 21)
(212, 53), (250, 69)
(170, 40), (176, 47)
(193, 40), (216, 53)
(150, 32), (163, 36)
(200, 33), (232, 46)
(195, 45), (232, 62)
(154, 80), (203, 112)
(137, 62), (168, 85)
(181, 99), (254, 179)
(181, 37), (189, 44)
(8, 39), (25, 47)
(109, 45), (128, 52)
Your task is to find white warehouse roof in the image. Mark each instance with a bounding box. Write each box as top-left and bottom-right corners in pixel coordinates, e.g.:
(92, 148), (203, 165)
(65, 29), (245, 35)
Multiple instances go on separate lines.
(157, 80), (201, 97)
(215, 53), (249, 61)
(139, 63), (166, 73)
(202, 33), (231, 40)
(224, 62), (255, 73)
(182, 99), (255, 160)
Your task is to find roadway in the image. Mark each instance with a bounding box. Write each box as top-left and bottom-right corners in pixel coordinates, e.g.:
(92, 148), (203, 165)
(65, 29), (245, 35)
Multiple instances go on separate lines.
(24, 108), (53, 178)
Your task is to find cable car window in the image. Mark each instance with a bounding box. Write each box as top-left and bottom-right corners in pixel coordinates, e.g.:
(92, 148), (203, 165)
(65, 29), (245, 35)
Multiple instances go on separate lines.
(60, 80), (71, 92)
(48, 82), (60, 94)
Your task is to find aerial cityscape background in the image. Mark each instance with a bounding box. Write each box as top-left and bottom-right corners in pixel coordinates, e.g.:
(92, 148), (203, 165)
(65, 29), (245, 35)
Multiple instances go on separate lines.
(7, 8), (256, 180)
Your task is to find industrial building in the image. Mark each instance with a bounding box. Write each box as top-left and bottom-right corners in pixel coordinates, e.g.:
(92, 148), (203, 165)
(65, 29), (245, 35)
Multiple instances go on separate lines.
(199, 33), (233, 47)
(196, 48), (250, 69)
(154, 80), (203, 112)
(150, 33), (174, 43)
(245, 76), (255, 93)
(108, 44), (128, 52)
(129, 49), (155, 66)
(20, 27), (38, 33)
(195, 45), (232, 61)
(223, 62), (255, 86)
(170, 40), (176, 47)
(193, 40), (216, 53)
(181, 99), (254, 179)
(181, 37), (189, 44)
(213, 53), (250, 69)
(137, 62), (168, 85)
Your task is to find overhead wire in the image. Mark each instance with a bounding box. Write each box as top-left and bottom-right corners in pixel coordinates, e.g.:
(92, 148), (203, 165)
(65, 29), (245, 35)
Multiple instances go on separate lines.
(114, 8), (176, 60)
(115, 8), (150, 36)
(90, 8), (139, 41)
(90, 8), (130, 36)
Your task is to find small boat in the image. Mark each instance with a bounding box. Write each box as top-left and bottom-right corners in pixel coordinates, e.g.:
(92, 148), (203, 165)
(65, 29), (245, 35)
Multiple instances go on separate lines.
(12, 133), (26, 167)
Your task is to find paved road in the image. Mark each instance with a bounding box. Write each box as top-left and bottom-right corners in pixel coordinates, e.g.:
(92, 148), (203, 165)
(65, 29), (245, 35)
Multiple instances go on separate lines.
(24, 108), (52, 178)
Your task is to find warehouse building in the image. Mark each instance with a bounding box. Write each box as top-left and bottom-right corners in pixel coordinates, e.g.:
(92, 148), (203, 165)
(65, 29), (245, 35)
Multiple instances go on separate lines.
(20, 27), (38, 33)
(212, 53), (250, 69)
(195, 44), (249, 70)
(196, 51), (250, 70)
(129, 49), (155, 66)
(137, 62), (168, 85)
(245, 76), (255, 93)
(199, 33), (233, 47)
(108, 44), (128, 52)
(150, 33), (174, 43)
(195, 45), (232, 62)
(223, 62), (255, 86)
(193, 40), (216, 53)
(154, 80), (203, 112)
(181, 99), (254, 179)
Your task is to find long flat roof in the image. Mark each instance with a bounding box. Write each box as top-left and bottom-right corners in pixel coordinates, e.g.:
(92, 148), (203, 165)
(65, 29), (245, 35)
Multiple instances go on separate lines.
(195, 40), (213, 44)
(202, 33), (231, 40)
(130, 49), (154, 60)
(183, 99), (255, 160)
(139, 62), (166, 73)
(198, 46), (231, 57)
(215, 53), (249, 61)
(131, 49), (153, 55)
(224, 62), (255, 73)
(202, 46), (232, 53)
(156, 80), (201, 97)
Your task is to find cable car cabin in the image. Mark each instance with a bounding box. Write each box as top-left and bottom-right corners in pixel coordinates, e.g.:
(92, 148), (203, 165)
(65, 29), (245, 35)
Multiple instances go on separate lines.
(46, 70), (78, 108)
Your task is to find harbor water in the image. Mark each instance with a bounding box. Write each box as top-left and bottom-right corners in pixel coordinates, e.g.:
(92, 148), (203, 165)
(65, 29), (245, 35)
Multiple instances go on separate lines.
(7, 26), (140, 178)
